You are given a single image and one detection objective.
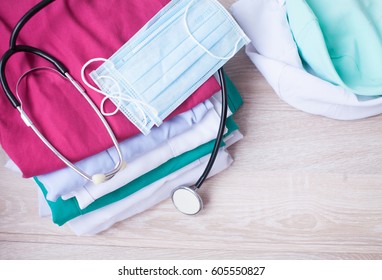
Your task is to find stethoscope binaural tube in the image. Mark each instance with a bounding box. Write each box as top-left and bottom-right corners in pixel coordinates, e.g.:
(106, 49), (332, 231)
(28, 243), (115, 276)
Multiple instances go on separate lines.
(0, 45), (68, 108)
(0, 0), (125, 185)
(171, 68), (228, 215)
(1, 0), (230, 213)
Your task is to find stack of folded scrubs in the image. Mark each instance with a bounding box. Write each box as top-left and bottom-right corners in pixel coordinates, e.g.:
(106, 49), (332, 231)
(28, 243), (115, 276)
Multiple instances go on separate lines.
(231, 0), (382, 120)
(0, 0), (245, 235)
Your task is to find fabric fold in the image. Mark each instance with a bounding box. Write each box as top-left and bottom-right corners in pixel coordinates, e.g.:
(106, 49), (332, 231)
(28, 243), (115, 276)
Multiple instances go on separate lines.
(231, 0), (382, 120)
(0, 0), (220, 177)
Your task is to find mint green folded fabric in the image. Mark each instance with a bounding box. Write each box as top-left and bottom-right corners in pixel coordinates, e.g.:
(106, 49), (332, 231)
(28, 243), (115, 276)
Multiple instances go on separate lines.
(286, 0), (382, 96)
(35, 73), (243, 226)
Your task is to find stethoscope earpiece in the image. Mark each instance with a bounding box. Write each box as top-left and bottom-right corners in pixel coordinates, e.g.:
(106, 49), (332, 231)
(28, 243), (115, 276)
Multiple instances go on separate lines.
(92, 174), (107, 185)
(171, 186), (203, 215)
(1, 0), (229, 216)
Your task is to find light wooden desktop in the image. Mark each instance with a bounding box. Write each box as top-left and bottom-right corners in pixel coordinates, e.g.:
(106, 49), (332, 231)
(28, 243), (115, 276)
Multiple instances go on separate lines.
(1, 0), (382, 260)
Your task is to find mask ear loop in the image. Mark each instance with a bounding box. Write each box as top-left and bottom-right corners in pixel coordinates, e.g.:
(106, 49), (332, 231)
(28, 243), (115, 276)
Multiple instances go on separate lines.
(183, 0), (242, 60)
(81, 58), (159, 127)
(81, 58), (119, 114)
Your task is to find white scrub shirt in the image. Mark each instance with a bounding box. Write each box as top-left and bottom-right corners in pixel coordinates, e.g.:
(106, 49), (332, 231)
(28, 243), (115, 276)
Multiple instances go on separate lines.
(231, 0), (382, 120)
(66, 149), (234, 235)
(62, 105), (226, 209)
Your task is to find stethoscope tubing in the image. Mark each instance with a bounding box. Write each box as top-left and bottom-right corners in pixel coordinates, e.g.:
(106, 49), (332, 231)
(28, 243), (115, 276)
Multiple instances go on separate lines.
(0, 45), (68, 108)
(0, 0), (124, 184)
(0, 0), (228, 213)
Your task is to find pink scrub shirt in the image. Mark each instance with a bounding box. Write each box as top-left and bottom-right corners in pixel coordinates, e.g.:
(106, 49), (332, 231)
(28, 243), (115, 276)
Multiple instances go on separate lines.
(0, 0), (220, 177)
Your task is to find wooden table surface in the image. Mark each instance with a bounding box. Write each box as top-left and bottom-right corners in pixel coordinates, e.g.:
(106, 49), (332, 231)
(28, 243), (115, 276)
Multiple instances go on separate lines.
(1, 0), (382, 260)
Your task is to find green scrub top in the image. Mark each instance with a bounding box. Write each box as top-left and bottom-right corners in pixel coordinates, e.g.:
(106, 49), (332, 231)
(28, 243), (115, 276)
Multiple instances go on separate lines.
(286, 0), (382, 96)
(35, 73), (243, 226)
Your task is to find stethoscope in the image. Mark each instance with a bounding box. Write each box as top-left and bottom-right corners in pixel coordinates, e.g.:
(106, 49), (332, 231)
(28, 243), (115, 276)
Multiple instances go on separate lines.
(0, 0), (125, 186)
(0, 0), (228, 215)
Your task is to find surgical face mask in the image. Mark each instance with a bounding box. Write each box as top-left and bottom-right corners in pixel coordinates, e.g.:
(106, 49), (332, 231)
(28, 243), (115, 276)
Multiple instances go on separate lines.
(83, 0), (250, 135)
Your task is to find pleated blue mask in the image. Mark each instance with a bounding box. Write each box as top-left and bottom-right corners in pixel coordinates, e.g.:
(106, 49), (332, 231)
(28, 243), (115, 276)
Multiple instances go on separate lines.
(87, 0), (250, 135)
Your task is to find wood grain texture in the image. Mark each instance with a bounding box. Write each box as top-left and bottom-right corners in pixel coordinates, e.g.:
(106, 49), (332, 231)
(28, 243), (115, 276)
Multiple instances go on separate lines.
(1, 0), (382, 260)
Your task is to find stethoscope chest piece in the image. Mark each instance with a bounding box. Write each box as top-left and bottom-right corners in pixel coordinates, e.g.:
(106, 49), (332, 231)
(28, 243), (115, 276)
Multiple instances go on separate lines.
(171, 186), (203, 215)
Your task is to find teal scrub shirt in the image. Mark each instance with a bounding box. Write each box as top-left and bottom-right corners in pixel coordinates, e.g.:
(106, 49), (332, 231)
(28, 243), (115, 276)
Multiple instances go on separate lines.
(35, 73), (243, 226)
(286, 0), (382, 96)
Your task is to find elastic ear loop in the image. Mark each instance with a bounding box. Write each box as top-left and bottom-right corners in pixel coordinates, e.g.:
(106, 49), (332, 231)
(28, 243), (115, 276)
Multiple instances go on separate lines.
(81, 58), (158, 126)
(183, 0), (242, 60)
